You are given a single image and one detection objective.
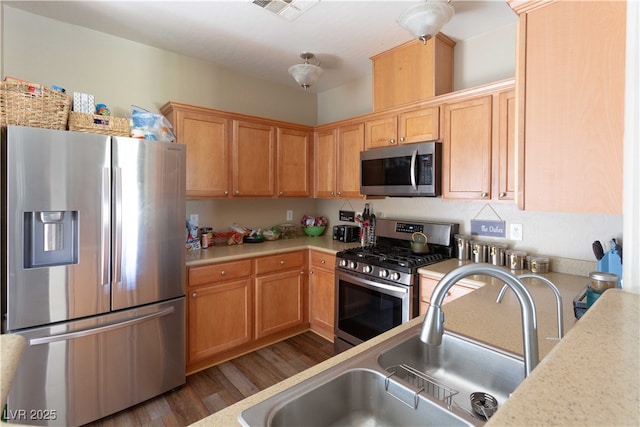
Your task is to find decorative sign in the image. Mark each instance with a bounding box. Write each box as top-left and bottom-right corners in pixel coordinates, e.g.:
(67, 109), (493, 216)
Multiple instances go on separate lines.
(339, 210), (355, 222)
(470, 219), (506, 238)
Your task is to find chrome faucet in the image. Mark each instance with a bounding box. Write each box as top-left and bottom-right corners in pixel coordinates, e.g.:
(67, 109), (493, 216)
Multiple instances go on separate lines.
(420, 263), (540, 376)
(497, 274), (564, 341)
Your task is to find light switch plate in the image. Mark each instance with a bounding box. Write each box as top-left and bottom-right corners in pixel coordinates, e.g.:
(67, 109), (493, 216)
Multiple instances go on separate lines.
(510, 223), (523, 241)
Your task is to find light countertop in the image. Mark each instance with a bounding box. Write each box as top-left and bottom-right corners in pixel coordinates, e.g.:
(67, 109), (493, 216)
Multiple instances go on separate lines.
(0, 334), (26, 409)
(186, 241), (639, 426)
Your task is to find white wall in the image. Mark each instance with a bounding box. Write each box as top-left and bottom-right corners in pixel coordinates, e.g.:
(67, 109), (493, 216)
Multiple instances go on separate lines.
(1, 6), (318, 125)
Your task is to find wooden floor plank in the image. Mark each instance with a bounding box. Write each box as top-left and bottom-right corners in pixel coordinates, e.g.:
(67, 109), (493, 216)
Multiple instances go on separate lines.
(82, 332), (332, 427)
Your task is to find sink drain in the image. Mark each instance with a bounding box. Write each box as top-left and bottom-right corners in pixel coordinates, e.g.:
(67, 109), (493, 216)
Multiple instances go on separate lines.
(470, 392), (498, 419)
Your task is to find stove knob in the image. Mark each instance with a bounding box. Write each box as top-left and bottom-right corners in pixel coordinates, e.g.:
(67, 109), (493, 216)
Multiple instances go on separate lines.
(379, 269), (389, 278)
(339, 259), (348, 268)
(390, 272), (401, 281)
(349, 261), (358, 270)
(363, 265), (372, 274)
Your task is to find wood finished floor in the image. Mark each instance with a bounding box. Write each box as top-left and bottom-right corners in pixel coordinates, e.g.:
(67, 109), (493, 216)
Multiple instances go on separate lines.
(83, 332), (334, 427)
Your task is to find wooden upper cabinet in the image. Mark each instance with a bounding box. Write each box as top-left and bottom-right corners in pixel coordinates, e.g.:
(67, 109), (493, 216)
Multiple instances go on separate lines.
(494, 89), (516, 201)
(442, 96), (493, 200)
(516, 0), (625, 214)
(398, 106), (439, 144)
(336, 123), (365, 199)
(371, 36), (454, 111)
(232, 120), (276, 197)
(277, 127), (311, 197)
(365, 115), (398, 149)
(364, 106), (439, 149)
(314, 129), (338, 198)
(160, 103), (230, 198)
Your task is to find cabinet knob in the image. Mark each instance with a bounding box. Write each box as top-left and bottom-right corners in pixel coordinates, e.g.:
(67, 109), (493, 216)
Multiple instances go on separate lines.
(400, 137), (405, 142)
(224, 190), (229, 195)
(279, 191), (284, 196)
(300, 271), (304, 275)
(337, 191), (342, 196)
(320, 259), (326, 264)
(234, 190), (240, 195)
(309, 270), (314, 275)
(220, 270), (226, 276)
(499, 192), (507, 198)
(280, 260), (285, 265)
(192, 292), (197, 298)
(390, 139), (396, 145)
(331, 191), (335, 196)
(481, 192), (488, 198)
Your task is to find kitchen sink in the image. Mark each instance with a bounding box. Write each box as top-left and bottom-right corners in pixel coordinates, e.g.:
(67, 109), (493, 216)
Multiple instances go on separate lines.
(377, 327), (525, 418)
(240, 324), (524, 426)
(240, 368), (478, 427)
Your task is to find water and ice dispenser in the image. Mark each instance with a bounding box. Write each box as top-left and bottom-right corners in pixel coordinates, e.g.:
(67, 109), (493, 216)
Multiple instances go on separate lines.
(23, 211), (79, 268)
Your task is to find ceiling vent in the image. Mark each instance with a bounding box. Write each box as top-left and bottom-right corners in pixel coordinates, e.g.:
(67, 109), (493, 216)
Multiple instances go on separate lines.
(252, 0), (319, 21)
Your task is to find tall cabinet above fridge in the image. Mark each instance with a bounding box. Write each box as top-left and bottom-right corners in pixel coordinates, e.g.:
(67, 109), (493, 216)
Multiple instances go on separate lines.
(1, 126), (186, 426)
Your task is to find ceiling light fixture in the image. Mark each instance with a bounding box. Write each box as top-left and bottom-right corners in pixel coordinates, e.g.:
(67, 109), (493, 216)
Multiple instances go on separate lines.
(397, 0), (455, 44)
(288, 52), (323, 90)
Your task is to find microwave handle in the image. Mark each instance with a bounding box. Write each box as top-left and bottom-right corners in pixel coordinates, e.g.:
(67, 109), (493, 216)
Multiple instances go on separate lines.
(410, 149), (418, 191)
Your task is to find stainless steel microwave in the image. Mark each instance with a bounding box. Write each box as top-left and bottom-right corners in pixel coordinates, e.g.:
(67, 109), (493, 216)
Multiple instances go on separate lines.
(360, 141), (442, 197)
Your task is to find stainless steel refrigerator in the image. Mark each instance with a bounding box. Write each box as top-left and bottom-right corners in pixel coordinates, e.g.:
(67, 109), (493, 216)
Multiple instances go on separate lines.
(1, 126), (186, 426)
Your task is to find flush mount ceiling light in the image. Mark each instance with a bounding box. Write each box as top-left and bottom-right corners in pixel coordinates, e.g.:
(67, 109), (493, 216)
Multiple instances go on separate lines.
(288, 52), (323, 90)
(397, 0), (455, 44)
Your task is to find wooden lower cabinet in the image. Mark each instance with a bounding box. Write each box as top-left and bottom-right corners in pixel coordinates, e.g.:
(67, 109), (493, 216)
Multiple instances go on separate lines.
(186, 251), (309, 373)
(419, 276), (474, 315)
(255, 269), (305, 338)
(308, 250), (336, 341)
(188, 278), (253, 362)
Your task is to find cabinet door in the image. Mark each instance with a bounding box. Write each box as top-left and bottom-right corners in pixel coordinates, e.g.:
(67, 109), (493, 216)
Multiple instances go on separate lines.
(494, 89), (516, 201)
(365, 116), (398, 149)
(232, 120), (275, 196)
(442, 96), (493, 200)
(518, 1), (625, 213)
(255, 270), (305, 339)
(398, 106), (439, 144)
(176, 111), (230, 197)
(188, 278), (253, 362)
(314, 129), (338, 198)
(277, 127), (310, 197)
(336, 123), (364, 199)
(308, 251), (336, 340)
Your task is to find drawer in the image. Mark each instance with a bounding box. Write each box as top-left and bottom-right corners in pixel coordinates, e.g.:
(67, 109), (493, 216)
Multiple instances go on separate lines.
(255, 251), (305, 275)
(420, 277), (474, 305)
(189, 259), (253, 287)
(309, 250), (336, 271)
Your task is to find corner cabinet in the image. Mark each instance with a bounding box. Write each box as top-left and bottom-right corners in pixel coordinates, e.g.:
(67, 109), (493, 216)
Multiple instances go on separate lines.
(160, 103), (231, 198)
(314, 122), (364, 199)
(441, 83), (515, 201)
(514, 1), (625, 213)
(277, 127), (311, 197)
(232, 120), (276, 197)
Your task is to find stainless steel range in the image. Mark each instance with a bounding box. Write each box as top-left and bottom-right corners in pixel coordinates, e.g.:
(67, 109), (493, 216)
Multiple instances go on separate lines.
(334, 218), (459, 353)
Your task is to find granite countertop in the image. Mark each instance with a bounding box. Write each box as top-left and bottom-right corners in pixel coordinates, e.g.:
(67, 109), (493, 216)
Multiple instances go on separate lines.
(188, 241), (639, 426)
(0, 334), (26, 408)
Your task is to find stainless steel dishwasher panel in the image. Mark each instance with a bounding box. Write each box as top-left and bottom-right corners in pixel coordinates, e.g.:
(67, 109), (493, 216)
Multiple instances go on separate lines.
(5, 298), (185, 426)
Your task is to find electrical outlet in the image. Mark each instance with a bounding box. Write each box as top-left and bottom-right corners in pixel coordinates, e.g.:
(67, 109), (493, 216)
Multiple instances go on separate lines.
(510, 223), (523, 241)
(286, 210), (293, 221)
(189, 214), (199, 225)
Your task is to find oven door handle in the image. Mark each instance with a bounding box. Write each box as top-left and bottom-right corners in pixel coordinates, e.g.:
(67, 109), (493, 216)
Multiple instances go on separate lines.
(410, 148), (418, 191)
(338, 272), (409, 295)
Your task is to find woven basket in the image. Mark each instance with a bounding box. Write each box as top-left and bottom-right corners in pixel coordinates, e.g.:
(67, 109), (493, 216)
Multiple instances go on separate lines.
(0, 81), (71, 130)
(68, 112), (130, 136)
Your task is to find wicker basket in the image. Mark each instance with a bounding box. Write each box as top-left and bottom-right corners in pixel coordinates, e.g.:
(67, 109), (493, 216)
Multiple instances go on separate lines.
(68, 112), (130, 136)
(0, 81), (71, 130)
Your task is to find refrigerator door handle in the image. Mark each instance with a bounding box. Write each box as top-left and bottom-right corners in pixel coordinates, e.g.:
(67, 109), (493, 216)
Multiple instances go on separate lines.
(29, 306), (175, 345)
(113, 167), (123, 287)
(101, 167), (111, 286)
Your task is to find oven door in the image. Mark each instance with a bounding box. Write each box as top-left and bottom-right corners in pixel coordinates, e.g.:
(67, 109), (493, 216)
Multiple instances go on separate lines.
(334, 269), (414, 352)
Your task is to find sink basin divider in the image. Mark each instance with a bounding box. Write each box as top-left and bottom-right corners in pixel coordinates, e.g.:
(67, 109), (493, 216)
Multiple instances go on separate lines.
(385, 363), (459, 408)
